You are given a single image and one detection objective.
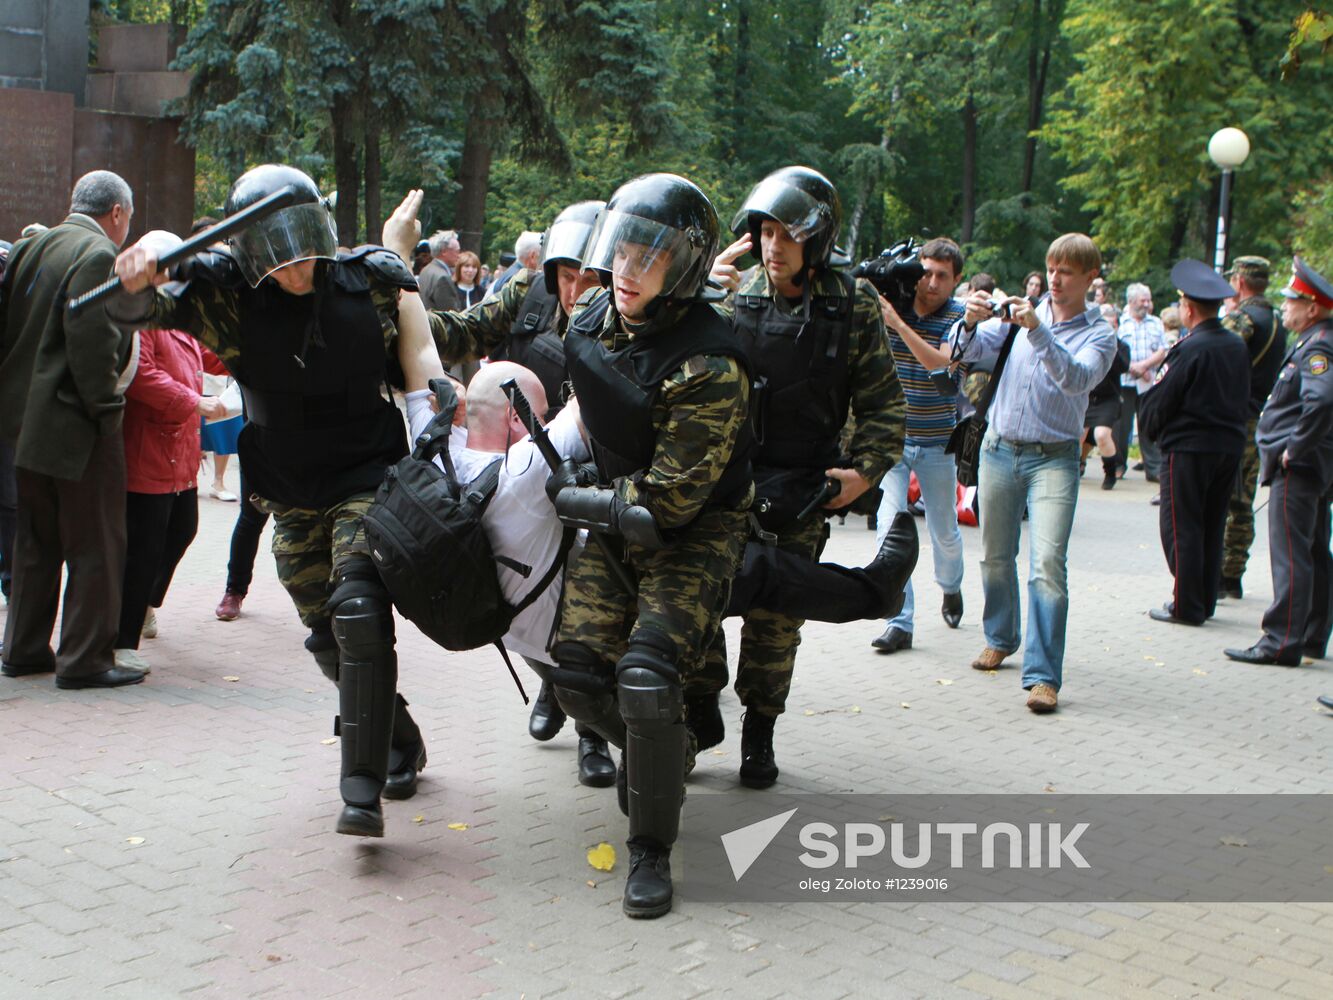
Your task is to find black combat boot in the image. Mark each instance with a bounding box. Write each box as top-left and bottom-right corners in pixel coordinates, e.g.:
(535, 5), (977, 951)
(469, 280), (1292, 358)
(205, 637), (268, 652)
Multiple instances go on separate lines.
(1101, 457), (1117, 490)
(528, 680), (567, 741)
(1219, 576), (1243, 600)
(623, 837), (673, 918)
(577, 729), (616, 787)
(739, 711), (779, 789)
(685, 693), (724, 751)
(384, 695), (427, 801)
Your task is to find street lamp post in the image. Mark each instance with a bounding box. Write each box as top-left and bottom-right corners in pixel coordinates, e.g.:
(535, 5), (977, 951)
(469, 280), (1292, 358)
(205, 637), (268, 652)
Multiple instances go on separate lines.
(1208, 127), (1251, 274)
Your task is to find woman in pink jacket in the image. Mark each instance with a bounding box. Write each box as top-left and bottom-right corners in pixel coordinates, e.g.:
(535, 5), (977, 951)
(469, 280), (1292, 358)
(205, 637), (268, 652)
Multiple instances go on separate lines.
(114, 330), (228, 672)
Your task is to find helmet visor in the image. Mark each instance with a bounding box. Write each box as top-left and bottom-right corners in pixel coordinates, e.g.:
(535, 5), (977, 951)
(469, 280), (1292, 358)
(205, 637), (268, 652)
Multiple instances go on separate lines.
(542, 217), (594, 270)
(730, 177), (831, 244)
(230, 202), (337, 287)
(583, 209), (701, 297)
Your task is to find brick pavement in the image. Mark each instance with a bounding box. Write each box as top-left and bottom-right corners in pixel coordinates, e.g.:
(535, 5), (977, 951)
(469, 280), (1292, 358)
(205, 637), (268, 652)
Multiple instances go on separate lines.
(1, 464), (1330, 998)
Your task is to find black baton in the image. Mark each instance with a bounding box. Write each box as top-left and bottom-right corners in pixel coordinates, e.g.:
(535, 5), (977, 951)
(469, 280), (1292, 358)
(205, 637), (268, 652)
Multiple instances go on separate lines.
(500, 377), (639, 598)
(67, 184), (310, 316)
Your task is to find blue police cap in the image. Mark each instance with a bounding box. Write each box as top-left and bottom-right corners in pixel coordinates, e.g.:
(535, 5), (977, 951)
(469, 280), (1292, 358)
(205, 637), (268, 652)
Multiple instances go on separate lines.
(1171, 259), (1234, 304)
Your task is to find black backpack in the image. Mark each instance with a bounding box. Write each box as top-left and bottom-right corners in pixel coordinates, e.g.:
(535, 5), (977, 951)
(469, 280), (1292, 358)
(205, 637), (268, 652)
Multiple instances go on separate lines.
(363, 380), (571, 700)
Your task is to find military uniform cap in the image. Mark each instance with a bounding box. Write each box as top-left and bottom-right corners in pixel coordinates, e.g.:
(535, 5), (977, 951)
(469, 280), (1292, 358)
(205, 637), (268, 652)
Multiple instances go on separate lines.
(1224, 255), (1270, 282)
(1281, 256), (1333, 310)
(1171, 258), (1234, 304)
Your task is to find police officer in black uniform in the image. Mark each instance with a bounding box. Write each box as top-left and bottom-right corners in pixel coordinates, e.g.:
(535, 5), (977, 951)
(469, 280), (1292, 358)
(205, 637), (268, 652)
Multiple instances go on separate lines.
(1226, 257), (1333, 665)
(1138, 260), (1250, 626)
(111, 166), (446, 837)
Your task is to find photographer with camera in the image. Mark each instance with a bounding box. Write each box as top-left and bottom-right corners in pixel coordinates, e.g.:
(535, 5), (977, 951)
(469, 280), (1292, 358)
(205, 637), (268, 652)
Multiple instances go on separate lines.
(866, 238), (968, 654)
(951, 234), (1118, 714)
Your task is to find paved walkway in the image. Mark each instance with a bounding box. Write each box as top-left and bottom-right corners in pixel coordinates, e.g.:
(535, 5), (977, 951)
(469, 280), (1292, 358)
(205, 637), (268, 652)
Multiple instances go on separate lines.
(1, 465), (1330, 999)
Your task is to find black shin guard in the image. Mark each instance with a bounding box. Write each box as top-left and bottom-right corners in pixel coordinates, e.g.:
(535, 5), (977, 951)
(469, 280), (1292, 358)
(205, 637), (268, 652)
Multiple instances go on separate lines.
(331, 571), (397, 813)
(617, 627), (685, 849)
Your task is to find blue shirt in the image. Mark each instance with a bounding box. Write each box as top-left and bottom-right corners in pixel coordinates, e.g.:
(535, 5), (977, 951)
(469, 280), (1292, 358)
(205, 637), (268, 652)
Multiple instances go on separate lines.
(951, 301), (1118, 443)
(889, 299), (966, 446)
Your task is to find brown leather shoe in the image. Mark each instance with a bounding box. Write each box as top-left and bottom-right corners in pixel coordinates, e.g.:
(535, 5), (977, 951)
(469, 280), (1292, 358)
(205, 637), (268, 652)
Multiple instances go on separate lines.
(970, 647), (1010, 671)
(1026, 683), (1058, 713)
(215, 591), (244, 621)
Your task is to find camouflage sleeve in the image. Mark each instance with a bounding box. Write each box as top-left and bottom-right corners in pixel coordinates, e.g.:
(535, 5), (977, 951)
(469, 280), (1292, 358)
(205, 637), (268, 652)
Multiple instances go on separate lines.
(845, 277), (905, 484)
(426, 267), (532, 363)
(369, 279), (401, 356)
(1222, 309), (1256, 344)
(131, 283), (244, 370)
(616, 356), (751, 530)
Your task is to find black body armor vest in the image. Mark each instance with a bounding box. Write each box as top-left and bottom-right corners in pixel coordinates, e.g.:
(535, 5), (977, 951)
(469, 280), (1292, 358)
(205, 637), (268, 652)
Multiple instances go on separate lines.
(565, 292), (753, 511)
(489, 273), (568, 418)
(732, 271), (855, 471)
(231, 258), (407, 508)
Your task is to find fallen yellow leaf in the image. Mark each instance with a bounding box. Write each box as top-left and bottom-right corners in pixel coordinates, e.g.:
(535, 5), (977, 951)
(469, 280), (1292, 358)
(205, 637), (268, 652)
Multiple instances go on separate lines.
(587, 842), (616, 872)
(803, 709), (814, 716)
(900, 702), (911, 709)
(412, 815), (424, 824)
(447, 822), (468, 831)
(936, 679), (953, 686)
(222, 675), (240, 682)
(1192, 668), (1208, 676)
(320, 738), (337, 746)
(851, 706), (861, 713)
(126, 836), (145, 845)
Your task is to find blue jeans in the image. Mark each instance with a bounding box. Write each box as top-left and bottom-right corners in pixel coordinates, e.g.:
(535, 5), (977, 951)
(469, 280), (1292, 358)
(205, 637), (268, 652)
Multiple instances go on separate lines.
(875, 443), (965, 632)
(977, 434), (1080, 690)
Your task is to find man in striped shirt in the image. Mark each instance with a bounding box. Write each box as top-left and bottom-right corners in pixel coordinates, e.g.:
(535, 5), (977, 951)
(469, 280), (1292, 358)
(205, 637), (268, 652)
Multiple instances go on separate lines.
(870, 238), (968, 653)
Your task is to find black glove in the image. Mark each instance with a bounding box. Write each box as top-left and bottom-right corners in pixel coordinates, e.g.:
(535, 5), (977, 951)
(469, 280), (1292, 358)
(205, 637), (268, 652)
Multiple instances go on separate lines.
(544, 458), (599, 505)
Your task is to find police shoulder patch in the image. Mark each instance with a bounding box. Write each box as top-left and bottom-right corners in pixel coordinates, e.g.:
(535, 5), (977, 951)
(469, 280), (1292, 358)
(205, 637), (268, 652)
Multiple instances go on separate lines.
(1306, 353), (1329, 376)
(1154, 363), (1169, 384)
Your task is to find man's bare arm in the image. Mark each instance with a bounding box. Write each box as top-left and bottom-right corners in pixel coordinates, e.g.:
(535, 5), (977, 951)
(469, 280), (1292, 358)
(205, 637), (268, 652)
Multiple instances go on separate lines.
(396, 290), (447, 391)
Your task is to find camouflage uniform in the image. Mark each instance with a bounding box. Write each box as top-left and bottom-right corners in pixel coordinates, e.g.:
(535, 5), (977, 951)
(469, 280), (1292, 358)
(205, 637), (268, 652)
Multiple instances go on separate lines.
(556, 296), (752, 685)
(124, 274), (406, 632)
(424, 267), (548, 363)
(1221, 293), (1285, 581)
(689, 267), (905, 716)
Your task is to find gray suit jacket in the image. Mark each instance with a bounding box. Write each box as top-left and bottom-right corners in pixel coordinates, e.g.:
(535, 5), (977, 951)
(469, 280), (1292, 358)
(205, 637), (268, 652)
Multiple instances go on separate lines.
(0, 215), (134, 480)
(416, 258), (461, 312)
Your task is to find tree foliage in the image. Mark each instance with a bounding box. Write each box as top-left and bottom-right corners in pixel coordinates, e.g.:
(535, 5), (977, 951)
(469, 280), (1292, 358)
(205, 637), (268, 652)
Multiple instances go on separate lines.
(95, 0), (1333, 298)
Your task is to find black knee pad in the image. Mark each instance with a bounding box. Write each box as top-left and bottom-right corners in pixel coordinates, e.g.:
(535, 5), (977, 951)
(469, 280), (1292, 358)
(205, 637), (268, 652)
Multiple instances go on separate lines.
(330, 559), (394, 658)
(551, 640), (624, 748)
(617, 626), (681, 727)
(305, 625), (339, 683)
(550, 640), (617, 695)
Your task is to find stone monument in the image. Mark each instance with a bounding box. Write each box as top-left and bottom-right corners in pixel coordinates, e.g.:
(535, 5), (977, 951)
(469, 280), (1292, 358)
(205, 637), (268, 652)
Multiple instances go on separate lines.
(0, 3), (195, 244)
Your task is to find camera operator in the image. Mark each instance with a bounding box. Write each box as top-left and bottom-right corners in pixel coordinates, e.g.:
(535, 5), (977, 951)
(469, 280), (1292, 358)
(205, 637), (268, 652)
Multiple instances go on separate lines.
(869, 238), (967, 653)
(951, 234), (1118, 714)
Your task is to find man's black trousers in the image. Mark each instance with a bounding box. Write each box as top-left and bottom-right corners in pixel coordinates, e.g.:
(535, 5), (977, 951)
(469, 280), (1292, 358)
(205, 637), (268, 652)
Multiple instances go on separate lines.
(1158, 450), (1239, 624)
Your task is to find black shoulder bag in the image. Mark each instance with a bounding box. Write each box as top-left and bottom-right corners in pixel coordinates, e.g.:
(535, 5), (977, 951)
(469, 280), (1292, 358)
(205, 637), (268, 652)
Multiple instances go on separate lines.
(945, 323), (1020, 488)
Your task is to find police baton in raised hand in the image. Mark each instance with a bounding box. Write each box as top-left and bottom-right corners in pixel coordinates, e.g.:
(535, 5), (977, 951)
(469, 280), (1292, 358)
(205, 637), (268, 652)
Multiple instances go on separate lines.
(499, 377), (639, 598)
(66, 184), (312, 317)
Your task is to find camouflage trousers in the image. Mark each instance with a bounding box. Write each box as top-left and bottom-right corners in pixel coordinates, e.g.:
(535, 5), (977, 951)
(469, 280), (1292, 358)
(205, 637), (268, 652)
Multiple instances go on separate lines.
(1222, 420), (1261, 580)
(557, 507), (747, 688)
(252, 493), (375, 631)
(686, 514), (829, 717)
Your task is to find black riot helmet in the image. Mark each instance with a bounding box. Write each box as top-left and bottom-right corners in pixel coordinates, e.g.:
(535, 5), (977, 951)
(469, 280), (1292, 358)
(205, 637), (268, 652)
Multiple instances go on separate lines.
(732, 165), (842, 276)
(542, 200), (605, 290)
(583, 173), (719, 304)
(223, 164), (335, 287)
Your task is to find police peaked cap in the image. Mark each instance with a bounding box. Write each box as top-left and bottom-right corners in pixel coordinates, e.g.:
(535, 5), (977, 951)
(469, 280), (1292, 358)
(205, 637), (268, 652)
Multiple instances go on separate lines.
(1282, 257), (1333, 310)
(1171, 259), (1234, 305)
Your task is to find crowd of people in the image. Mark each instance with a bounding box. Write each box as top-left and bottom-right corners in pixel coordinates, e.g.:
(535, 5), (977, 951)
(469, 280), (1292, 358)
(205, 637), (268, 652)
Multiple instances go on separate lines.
(1, 159), (1330, 921)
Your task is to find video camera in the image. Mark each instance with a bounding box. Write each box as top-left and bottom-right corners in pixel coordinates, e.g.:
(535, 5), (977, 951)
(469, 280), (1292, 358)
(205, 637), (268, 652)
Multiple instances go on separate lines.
(852, 238), (925, 314)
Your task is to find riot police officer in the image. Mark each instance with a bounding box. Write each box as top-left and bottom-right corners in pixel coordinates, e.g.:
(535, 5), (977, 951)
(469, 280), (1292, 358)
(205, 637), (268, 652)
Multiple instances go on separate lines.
(687, 166), (904, 788)
(420, 200), (615, 786)
(1226, 257), (1333, 665)
(548, 173), (752, 918)
(110, 166), (447, 837)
